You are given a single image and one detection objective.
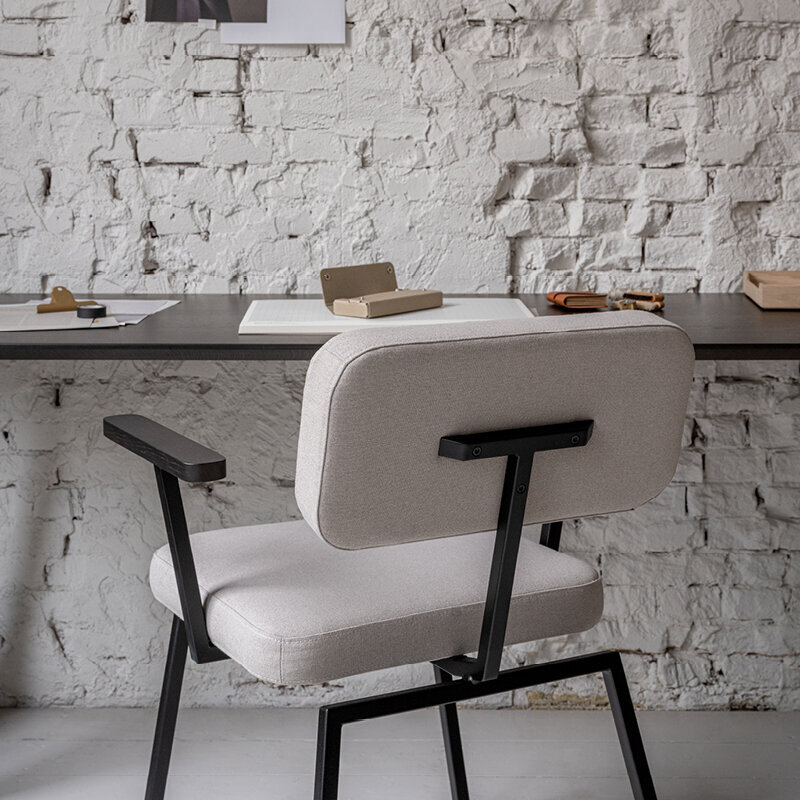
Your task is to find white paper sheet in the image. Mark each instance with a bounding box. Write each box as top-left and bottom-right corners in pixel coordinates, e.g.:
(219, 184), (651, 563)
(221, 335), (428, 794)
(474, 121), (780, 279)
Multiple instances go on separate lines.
(0, 306), (120, 333)
(220, 0), (345, 44)
(21, 298), (180, 325)
(238, 297), (535, 335)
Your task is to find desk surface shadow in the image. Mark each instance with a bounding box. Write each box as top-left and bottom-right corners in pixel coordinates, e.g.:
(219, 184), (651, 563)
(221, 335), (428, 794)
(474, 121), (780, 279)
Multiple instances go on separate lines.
(0, 293), (796, 361)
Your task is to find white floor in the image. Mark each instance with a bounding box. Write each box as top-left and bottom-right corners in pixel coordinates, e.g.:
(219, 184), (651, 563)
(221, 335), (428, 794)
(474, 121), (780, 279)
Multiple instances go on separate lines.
(0, 708), (797, 799)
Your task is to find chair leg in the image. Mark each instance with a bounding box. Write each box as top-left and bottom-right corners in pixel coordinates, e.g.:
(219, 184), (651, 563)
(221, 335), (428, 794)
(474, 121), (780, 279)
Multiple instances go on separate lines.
(433, 665), (471, 800)
(602, 652), (658, 800)
(145, 615), (188, 800)
(314, 707), (343, 800)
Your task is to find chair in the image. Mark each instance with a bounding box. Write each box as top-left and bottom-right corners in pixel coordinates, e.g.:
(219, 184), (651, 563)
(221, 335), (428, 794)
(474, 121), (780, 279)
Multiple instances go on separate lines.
(104, 311), (694, 800)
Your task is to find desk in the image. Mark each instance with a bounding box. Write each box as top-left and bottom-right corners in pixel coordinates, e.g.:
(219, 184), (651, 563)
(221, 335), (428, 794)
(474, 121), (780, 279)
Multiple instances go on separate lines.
(0, 293), (797, 361)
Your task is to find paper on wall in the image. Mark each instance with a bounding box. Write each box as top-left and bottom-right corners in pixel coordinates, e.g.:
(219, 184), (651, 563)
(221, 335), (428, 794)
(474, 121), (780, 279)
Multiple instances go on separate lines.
(220, 0), (345, 44)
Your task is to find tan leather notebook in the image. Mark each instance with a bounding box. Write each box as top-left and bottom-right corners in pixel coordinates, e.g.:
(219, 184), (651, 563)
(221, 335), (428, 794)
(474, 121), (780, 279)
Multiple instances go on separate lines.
(546, 291), (607, 310)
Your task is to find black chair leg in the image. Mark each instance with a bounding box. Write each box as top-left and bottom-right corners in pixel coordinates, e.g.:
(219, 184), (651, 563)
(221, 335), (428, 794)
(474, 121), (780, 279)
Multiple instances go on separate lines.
(145, 615), (188, 800)
(433, 665), (471, 800)
(314, 707), (343, 800)
(603, 652), (658, 800)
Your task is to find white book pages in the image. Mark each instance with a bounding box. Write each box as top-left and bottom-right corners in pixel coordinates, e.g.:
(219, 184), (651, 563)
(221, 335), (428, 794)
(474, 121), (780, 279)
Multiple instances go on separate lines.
(238, 297), (535, 334)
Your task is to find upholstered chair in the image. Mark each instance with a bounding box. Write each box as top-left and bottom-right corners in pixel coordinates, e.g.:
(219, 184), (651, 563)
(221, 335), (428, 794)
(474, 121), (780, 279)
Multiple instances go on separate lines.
(104, 311), (694, 800)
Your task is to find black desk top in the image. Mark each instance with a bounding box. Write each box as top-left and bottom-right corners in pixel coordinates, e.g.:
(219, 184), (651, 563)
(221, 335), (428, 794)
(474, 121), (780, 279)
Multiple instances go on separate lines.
(0, 293), (797, 361)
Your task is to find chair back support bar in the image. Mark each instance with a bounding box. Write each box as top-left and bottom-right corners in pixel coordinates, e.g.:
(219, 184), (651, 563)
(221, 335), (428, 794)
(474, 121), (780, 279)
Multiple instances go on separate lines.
(435, 420), (593, 682)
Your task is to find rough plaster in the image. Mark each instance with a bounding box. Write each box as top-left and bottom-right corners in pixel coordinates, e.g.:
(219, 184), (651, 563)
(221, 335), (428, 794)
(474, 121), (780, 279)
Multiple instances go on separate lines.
(0, 0), (798, 709)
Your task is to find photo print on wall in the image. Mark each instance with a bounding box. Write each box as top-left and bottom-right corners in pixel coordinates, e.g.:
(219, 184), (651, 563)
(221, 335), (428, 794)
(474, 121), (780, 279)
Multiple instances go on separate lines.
(146, 0), (267, 22)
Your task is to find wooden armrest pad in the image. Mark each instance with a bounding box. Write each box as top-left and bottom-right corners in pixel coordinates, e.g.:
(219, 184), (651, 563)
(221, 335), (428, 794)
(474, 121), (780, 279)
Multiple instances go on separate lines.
(103, 414), (226, 482)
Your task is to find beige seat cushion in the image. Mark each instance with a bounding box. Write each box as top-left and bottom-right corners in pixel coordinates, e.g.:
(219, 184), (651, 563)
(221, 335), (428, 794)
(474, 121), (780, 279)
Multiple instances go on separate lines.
(149, 520), (603, 685)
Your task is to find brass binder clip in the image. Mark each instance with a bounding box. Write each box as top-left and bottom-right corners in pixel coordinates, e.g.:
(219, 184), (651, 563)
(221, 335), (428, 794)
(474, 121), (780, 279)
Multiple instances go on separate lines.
(37, 286), (95, 314)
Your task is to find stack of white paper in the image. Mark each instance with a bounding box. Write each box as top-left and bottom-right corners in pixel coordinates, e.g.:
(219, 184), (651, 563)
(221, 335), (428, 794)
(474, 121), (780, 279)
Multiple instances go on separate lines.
(238, 297), (535, 335)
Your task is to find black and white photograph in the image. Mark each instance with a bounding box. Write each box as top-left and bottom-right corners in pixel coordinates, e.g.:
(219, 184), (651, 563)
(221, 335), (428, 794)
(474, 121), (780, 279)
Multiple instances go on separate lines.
(145, 0), (266, 23)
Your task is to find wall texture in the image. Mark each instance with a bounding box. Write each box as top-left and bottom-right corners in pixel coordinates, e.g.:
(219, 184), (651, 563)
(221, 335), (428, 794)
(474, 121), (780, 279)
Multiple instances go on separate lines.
(0, 0), (798, 710)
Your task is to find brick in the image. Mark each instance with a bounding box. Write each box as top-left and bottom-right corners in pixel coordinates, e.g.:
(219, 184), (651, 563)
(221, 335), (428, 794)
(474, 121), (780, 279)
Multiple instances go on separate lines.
(649, 95), (712, 130)
(586, 130), (686, 166)
(705, 448), (768, 483)
(724, 24), (782, 60)
(494, 129), (550, 163)
(760, 202), (800, 235)
(642, 169), (707, 202)
(578, 235), (642, 270)
(644, 236), (704, 270)
(209, 133), (273, 165)
(567, 201), (626, 235)
(506, 166), (577, 200)
(771, 451), (800, 485)
(579, 166), (640, 199)
(715, 168), (780, 201)
(494, 201), (569, 237)
(695, 132), (758, 166)
(186, 59), (239, 93)
(583, 58), (681, 93)
(576, 23), (648, 57)
(664, 204), (706, 236)
(136, 131), (208, 164)
(249, 60), (330, 92)
(287, 130), (342, 162)
(0, 23), (39, 55)
(584, 95), (646, 128)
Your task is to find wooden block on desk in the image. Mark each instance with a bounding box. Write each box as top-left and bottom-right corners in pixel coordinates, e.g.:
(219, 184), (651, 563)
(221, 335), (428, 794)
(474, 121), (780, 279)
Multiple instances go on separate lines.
(743, 270), (800, 309)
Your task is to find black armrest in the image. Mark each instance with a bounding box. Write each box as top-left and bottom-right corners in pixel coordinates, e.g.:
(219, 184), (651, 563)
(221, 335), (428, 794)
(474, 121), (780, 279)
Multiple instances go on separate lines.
(103, 414), (226, 482)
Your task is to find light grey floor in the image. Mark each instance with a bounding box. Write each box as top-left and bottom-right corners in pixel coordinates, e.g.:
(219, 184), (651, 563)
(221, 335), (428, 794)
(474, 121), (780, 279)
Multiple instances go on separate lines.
(0, 708), (797, 799)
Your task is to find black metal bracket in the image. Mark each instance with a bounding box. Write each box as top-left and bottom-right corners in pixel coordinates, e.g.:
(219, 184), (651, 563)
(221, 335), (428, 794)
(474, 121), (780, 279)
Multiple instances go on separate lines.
(434, 419), (593, 683)
(154, 467), (228, 664)
(314, 650), (657, 800)
(104, 415), (228, 665)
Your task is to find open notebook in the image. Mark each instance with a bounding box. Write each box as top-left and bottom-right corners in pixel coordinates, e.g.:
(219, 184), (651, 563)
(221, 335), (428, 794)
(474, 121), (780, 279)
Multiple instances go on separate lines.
(238, 297), (535, 335)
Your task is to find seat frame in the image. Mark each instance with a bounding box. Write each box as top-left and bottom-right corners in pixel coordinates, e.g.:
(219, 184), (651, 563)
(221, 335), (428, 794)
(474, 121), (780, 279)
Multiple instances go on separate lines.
(104, 414), (658, 800)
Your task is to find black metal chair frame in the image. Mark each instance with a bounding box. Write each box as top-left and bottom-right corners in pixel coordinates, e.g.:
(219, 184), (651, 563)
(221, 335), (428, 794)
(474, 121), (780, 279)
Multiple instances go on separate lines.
(104, 413), (658, 800)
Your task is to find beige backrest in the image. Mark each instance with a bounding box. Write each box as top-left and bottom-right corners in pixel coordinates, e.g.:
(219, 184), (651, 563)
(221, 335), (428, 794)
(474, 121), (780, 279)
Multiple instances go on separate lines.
(295, 312), (694, 550)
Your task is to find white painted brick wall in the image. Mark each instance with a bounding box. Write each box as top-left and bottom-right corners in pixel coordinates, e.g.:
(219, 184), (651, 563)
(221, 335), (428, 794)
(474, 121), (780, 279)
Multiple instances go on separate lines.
(0, 1), (798, 710)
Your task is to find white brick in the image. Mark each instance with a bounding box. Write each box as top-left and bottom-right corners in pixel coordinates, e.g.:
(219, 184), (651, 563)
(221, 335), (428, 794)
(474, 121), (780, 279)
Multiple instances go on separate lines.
(715, 168), (780, 201)
(287, 130), (343, 162)
(759, 202), (800, 236)
(645, 236), (704, 270)
(209, 133), (273, 165)
(695, 131), (758, 166)
(0, 23), (39, 55)
(586, 130), (686, 166)
(584, 95), (646, 128)
(136, 131), (208, 164)
(186, 59), (239, 93)
(579, 166), (640, 199)
(250, 60), (330, 91)
(583, 58), (681, 93)
(507, 167), (576, 200)
(642, 169), (707, 201)
(494, 129), (550, 163)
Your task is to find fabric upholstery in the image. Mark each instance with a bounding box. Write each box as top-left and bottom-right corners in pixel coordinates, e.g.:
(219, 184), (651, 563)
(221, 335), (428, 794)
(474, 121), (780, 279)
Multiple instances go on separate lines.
(150, 520), (603, 685)
(295, 312), (694, 550)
